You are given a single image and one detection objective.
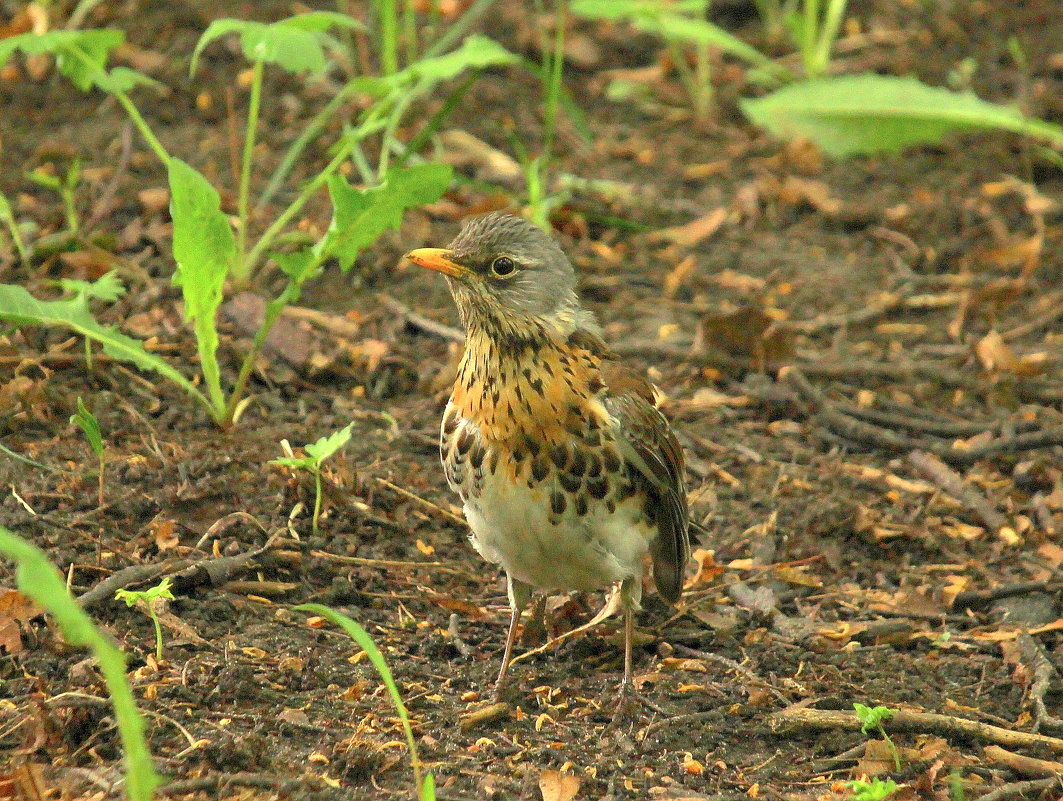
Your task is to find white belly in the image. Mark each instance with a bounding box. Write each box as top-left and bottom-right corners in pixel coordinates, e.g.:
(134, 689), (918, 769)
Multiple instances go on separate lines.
(463, 470), (655, 593)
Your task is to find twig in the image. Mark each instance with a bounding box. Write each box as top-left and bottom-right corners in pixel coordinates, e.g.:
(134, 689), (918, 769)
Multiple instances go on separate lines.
(459, 702), (510, 732)
(908, 450), (1008, 533)
(977, 777), (1061, 801)
(768, 705), (1063, 754)
(952, 580), (1063, 611)
(158, 772), (314, 796)
(983, 745), (1063, 778)
(447, 613), (473, 658)
(1017, 633), (1063, 735)
(379, 293), (465, 343)
(373, 477), (466, 526)
(671, 644), (790, 705)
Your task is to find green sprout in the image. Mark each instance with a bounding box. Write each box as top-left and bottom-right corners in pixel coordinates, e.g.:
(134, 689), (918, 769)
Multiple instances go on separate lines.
(854, 703), (901, 771)
(0, 188), (29, 263)
(115, 577), (176, 662)
(846, 777), (898, 801)
(70, 397), (106, 507)
(271, 423), (354, 535)
(296, 603), (434, 800)
(27, 158), (82, 235)
(0, 527), (159, 800)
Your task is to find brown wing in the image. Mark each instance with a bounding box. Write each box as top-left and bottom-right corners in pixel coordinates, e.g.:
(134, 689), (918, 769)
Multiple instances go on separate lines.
(600, 359), (690, 604)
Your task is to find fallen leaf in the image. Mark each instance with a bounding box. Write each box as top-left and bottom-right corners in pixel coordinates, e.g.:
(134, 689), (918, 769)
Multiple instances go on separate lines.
(653, 207), (727, 247)
(684, 548), (724, 588)
(539, 768), (579, 801)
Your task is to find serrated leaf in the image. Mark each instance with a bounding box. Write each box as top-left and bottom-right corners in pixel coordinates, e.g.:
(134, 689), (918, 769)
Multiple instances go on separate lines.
(323, 163), (452, 272)
(191, 13), (360, 76)
(0, 283), (210, 412)
(401, 34), (518, 87)
(0, 30), (124, 91)
(272, 248), (319, 283)
(168, 158), (233, 415)
(57, 272), (126, 303)
(304, 422), (354, 464)
(740, 74), (1063, 157)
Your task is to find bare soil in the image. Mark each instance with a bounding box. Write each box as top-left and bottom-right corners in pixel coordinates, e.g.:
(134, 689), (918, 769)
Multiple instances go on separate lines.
(1, 1), (1062, 799)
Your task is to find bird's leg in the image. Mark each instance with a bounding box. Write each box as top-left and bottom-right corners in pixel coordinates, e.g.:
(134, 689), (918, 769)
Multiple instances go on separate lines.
(494, 575), (532, 697)
(609, 578), (642, 726)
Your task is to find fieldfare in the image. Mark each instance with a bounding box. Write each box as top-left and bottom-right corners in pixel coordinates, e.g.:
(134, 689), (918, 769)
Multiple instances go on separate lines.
(405, 213), (690, 696)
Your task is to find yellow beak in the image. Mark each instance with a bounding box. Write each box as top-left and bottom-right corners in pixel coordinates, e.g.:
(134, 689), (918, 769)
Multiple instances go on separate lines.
(403, 248), (467, 279)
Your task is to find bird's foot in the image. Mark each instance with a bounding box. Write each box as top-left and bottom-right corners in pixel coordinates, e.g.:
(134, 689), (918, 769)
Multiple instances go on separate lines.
(604, 678), (640, 732)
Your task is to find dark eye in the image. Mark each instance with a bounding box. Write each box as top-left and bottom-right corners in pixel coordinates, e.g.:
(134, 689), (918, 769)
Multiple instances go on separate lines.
(490, 256), (516, 277)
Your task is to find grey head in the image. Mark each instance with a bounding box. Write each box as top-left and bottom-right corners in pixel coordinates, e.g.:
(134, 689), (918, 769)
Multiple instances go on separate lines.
(406, 213), (600, 338)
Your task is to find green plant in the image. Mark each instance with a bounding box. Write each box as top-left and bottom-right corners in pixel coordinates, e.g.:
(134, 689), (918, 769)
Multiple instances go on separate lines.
(115, 578), (176, 663)
(27, 158), (82, 235)
(854, 703), (901, 771)
(70, 397), (105, 506)
(271, 422), (354, 535)
(572, 0), (789, 121)
(740, 74), (1063, 157)
(846, 777), (898, 801)
(787, 0), (847, 79)
(0, 188), (29, 264)
(0, 527), (160, 800)
(296, 603), (434, 800)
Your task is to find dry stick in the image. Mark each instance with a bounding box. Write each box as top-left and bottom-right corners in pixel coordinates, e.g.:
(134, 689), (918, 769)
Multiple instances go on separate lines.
(977, 777), (1061, 801)
(1017, 633), (1063, 736)
(983, 745), (1063, 778)
(952, 579), (1063, 611)
(379, 293), (466, 343)
(768, 706), (1063, 754)
(780, 366), (1063, 465)
(843, 404), (1040, 439)
(373, 476), (466, 526)
(908, 450), (1008, 533)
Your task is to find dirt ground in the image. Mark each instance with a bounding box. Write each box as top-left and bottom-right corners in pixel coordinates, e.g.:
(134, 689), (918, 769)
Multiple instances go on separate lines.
(1, 1), (1062, 799)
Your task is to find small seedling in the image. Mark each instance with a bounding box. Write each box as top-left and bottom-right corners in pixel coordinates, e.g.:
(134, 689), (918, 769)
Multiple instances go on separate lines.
(846, 777), (898, 801)
(26, 158), (82, 235)
(115, 577), (176, 662)
(0, 526), (159, 800)
(854, 703), (901, 771)
(70, 397), (105, 506)
(271, 422), (354, 535)
(296, 603), (434, 800)
(0, 188), (29, 263)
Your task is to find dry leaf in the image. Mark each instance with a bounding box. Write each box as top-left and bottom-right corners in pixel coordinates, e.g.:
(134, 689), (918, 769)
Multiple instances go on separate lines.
(653, 207), (727, 247)
(663, 255), (697, 297)
(539, 769), (579, 801)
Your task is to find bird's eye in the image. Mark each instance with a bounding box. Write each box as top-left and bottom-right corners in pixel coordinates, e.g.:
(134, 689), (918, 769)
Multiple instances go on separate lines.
(490, 256), (516, 277)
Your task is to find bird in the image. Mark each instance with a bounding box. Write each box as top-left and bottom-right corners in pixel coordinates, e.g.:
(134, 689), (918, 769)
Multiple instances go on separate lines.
(404, 213), (690, 698)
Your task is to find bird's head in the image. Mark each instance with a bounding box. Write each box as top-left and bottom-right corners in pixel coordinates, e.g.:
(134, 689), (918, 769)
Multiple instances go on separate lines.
(404, 213), (597, 340)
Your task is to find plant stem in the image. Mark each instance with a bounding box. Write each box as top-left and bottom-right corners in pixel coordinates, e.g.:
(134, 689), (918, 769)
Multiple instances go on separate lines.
(693, 41), (713, 121)
(149, 608), (164, 662)
(396, 70), (478, 167)
(802, 0), (820, 77)
(243, 140), (357, 279)
(233, 57), (265, 286)
(312, 469), (323, 535)
(813, 0), (847, 77)
(377, 0), (398, 74)
(68, 46), (170, 165)
(97, 453), (105, 508)
(402, 0), (417, 67)
(62, 186), (79, 234)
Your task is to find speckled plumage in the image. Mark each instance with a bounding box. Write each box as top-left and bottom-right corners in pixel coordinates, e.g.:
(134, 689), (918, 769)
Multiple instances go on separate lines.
(405, 213), (690, 694)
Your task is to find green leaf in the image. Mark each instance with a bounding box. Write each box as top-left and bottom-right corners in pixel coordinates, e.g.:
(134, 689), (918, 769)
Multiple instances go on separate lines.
(116, 577), (175, 606)
(323, 163), (452, 272)
(0, 190), (13, 226)
(191, 13), (362, 76)
(99, 66), (164, 93)
(57, 271), (127, 303)
(295, 603), (426, 798)
(740, 74), (1063, 157)
(168, 158), (234, 416)
(272, 248), (319, 283)
(854, 702), (894, 734)
(70, 397), (104, 459)
(400, 34), (518, 87)
(0, 283), (211, 413)
(570, 0), (707, 19)
(0, 527), (160, 801)
(0, 30), (124, 92)
(304, 422), (354, 464)
(638, 15), (779, 72)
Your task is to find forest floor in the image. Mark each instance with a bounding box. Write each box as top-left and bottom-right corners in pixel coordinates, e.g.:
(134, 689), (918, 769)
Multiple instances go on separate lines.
(1, 1), (1062, 799)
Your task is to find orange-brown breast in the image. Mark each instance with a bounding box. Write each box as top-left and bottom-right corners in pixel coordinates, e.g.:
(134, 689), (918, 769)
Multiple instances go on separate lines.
(449, 331), (607, 449)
